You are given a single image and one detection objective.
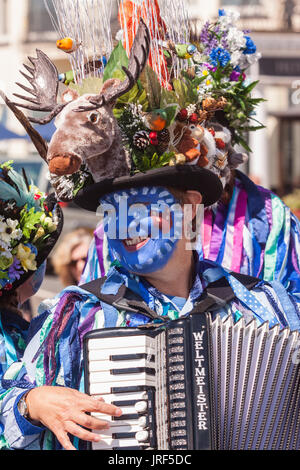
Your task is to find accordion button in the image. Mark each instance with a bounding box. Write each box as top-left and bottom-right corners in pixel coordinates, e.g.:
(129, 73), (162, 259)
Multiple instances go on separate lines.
(135, 430), (149, 443)
(135, 401), (148, 413)
(138, 416), (148, 428)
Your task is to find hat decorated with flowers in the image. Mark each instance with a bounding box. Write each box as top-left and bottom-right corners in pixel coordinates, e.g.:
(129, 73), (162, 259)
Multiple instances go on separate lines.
(0, 161), (63, 295)
(0, 1), (263, 212)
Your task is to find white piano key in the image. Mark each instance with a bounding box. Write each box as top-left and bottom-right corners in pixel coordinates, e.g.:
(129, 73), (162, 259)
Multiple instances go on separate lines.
(92, 438), (148, 450)
(94, 404), (144, 416)
(96, 424), (144, 435)
(92, 391), (148, 403)
(88, 336), (155, 350)
(91, 415), (147, 427)
(89, 379), (155, 395)
(89, 371), (156, 384)
(88, 346), (155, 361)
(88, 358), (155, 372)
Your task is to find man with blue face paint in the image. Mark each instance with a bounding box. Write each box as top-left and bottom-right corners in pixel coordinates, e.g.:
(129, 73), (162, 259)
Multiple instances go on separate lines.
(1, 172), (300, 451)
(0, 16), (299, 451)
(101, 186), (184, 275)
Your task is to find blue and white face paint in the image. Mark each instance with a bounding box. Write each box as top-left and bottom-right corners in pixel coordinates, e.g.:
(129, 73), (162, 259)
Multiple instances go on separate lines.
(99, 186), (183, 274)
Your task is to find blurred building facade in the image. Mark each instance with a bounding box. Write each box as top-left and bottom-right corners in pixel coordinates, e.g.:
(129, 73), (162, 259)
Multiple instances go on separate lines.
(0, 0), (299, 196)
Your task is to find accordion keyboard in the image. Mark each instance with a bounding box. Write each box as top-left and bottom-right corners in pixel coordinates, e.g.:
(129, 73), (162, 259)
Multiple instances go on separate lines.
(85, 333), (166, 450)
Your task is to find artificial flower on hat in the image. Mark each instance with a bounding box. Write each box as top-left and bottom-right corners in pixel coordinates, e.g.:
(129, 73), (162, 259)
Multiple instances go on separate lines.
(0, 161), (63, 294)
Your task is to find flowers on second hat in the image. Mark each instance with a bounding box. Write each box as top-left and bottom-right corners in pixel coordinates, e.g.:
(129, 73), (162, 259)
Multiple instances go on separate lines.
(0, 161), (59, 292)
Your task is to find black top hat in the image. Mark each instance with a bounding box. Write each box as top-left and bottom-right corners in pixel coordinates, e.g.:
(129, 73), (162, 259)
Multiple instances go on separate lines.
(74, 165), (223, 212)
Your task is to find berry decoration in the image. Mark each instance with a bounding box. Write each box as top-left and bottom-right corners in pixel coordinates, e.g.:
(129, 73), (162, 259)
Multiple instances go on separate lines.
(189, 113), (198, 124)
(149, 131), (159, 146)
(177, 109), (188, 121)
(215, 138), (226, 150)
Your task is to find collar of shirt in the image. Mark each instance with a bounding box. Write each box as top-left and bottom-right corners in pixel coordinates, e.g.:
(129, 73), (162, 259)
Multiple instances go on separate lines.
(100, 253), (210, 317)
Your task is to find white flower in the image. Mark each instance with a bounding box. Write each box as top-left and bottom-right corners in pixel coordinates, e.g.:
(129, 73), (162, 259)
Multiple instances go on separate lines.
(0, 239), (11, 259)
(186, 104), (197, 117)
(246, 51), (262, 65)
(0, 219), (22, 244)
(227, 27), (246, 52)
(219, 10), (240, 29)
(230, 50), (243, 68)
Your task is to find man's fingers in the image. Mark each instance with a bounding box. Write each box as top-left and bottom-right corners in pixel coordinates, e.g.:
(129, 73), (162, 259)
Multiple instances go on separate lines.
(54, 427), (76, 451)
(65, 421), (102, 444)
(72, 411), (110, 431)
(80, 397), (123, 417)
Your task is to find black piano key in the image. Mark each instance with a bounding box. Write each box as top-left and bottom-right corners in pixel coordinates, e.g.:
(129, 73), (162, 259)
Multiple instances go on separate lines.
(110, 353), (155, 362)
(111, 385), (154, 394)
(113, 413), (139, 421)
(112, 399), (142, 407)
(110, 367), (155, 376)
(111, 432), (137, 439)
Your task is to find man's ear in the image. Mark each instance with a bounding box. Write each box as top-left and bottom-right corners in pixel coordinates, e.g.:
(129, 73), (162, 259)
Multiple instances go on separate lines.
(183, 190), (203, 222)
(184, 190), (203, 205)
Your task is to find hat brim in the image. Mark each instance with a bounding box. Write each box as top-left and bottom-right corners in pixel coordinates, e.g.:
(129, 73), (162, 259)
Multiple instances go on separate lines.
(74, 165), (224, 212)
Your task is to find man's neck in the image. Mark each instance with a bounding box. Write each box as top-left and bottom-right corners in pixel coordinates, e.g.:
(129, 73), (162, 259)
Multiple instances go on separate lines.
(142, 242), (195, 299)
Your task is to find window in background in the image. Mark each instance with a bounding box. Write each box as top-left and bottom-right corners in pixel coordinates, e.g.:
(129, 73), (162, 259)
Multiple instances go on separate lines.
(0, 0), (8, 37)
(28, 0), (55, 40)
(221, 0), (261, 5)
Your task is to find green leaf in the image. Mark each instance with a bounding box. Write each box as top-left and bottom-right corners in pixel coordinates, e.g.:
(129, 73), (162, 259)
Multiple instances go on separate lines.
(150, 153), (159, 167)
(142, 156), (151, 170)
(164, 103), (180, 127)
(242, 80), (259, 95)
(192, 75), (207, 87)
(243, 125), (266, 131)
(173, 79), (190, 108)
(235, 135), (252, 153)
(20, 207), (43, 239)
(103, 41), (129, 83)
(69, 77), (103, 96)
(140, 66), (162, 110)
(160, 88), (178, 107)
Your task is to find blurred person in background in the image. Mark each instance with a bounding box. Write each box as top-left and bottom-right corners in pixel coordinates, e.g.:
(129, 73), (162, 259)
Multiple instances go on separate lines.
(52, 227), (94, 287)
(0, 161), (63, 382)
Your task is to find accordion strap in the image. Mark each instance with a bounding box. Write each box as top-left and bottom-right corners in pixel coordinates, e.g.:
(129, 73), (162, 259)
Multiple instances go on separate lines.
(80, 277), (168, 322)
(80, 272), (260, 320)
(191, 272), (260, 314)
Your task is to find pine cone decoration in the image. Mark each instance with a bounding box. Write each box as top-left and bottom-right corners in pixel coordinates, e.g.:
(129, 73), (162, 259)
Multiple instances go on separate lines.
(158, 128), (170, 154)
(133, 130), (150, 150)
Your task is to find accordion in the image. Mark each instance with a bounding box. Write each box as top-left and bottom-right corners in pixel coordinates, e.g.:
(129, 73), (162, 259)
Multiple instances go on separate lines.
(83, 313), (300, 450)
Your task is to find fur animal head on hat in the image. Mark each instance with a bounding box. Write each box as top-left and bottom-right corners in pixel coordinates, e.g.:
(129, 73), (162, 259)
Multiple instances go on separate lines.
(47, 83), (131, 182)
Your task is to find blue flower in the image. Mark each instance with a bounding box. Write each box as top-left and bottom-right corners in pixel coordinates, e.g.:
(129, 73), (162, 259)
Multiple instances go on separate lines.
(209, 47), (231, 68)
(25, 243), (38, 256)
(8, 258), (23, 282)
(243, 36), (256, 55)
(218, 9), (226, 16)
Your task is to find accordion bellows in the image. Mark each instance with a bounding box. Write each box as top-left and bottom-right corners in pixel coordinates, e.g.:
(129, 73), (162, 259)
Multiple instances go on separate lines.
(83, 314), (300, 450)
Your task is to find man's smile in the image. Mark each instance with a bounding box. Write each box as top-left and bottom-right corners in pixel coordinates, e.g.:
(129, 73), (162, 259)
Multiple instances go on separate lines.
(123, 236), (150, 252)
